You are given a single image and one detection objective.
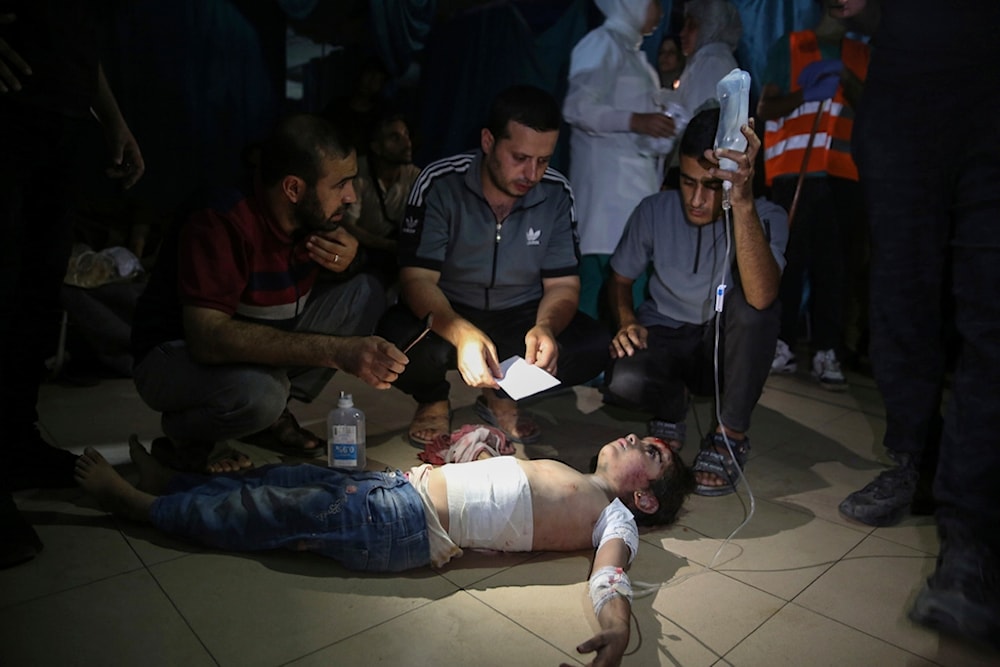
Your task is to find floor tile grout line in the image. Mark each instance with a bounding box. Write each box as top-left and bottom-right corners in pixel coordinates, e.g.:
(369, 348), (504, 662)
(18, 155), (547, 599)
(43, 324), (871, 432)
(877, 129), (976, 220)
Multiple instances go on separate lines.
(762, 382), (885, 419)
(715, 597), (795, 664)
(456, 589), (588, 666)
(778, 598), (952, 667)
(276, 587), (462, 665)
(132, 523), (223, 666)
(0, 564), (149, 612)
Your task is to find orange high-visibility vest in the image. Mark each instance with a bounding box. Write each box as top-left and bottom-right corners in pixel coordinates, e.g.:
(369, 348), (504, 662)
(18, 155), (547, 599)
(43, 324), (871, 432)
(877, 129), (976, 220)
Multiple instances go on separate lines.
(763, 31), (870, 185)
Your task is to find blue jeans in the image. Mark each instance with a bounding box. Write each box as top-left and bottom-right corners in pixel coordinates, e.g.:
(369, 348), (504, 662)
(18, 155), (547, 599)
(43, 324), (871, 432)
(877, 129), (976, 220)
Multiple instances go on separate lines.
(150, 464), (431, 572)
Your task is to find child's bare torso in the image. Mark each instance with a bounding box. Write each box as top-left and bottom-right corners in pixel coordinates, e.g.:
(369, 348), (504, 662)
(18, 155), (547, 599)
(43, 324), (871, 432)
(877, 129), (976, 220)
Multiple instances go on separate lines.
(425, 458), (614, 552)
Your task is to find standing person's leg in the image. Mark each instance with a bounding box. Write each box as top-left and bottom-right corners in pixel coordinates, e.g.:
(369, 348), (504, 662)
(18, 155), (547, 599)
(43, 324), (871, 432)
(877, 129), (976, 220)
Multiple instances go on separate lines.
(770, 177), (808, 373)
(933, 146), (1000, 536)
(909, 107), (1000, 644)
(0, 110), (87, 489)
(806, 177), (848, 390)
(577, 254), (608, 321)
(839, 178), (871, 369)
(839, 84), (949, 528)
(0, 109), (89, 568)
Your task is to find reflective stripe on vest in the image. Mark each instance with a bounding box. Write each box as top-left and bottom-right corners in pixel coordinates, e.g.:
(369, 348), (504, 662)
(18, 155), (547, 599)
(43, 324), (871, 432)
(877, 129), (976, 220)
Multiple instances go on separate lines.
(763, 31), (869, 185)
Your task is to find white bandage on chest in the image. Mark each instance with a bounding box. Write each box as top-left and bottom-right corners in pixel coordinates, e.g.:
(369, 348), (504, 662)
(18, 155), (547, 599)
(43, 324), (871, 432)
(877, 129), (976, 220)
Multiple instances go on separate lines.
(406, 464), (463, 568)
(440, 456), (533, 552)
(589, 565), (633, 617)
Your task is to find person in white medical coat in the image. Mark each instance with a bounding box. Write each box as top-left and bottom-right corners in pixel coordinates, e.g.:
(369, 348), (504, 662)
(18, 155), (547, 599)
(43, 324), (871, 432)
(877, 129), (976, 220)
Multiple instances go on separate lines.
(563, 0), (678, 322)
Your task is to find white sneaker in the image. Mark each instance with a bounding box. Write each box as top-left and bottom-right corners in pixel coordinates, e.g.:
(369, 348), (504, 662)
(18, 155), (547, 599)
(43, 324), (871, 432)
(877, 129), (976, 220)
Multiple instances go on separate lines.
(771, 339), (797, 374)
(812, 349), (847, 391)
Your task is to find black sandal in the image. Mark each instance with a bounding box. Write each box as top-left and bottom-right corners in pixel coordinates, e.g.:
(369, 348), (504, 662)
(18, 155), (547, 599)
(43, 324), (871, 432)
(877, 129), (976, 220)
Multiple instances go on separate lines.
(647, 419), (686, 451)
(692, 432), (750, 497)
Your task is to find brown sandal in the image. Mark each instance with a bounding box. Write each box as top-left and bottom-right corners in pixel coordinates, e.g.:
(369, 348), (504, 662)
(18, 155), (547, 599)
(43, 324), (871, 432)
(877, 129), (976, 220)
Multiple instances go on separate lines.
(240, 408), (323, 457)
(408, 400), (451, 448)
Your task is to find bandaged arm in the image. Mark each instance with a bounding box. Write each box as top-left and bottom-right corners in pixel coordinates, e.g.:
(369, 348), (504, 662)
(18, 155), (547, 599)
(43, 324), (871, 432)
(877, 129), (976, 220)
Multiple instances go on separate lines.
(574, 538), (632, 666)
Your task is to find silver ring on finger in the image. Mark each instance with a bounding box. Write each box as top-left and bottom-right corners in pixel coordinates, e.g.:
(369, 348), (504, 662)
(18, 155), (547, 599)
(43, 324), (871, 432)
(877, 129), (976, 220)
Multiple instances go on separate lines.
(334, 254), (340, 264)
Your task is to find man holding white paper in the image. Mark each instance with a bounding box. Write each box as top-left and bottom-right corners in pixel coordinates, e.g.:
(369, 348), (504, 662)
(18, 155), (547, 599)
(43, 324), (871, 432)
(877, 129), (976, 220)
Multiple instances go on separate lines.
(376, 85), (610, 447)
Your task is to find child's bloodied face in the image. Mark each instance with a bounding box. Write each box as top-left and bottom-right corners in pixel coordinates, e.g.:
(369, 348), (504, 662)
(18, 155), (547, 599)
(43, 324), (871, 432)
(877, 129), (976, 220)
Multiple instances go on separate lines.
(597, 434), (673, 490)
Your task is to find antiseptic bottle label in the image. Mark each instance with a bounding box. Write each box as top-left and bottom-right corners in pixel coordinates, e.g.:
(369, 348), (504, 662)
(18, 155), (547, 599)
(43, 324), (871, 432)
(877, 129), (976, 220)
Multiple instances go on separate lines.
(331, 425), (359, 467)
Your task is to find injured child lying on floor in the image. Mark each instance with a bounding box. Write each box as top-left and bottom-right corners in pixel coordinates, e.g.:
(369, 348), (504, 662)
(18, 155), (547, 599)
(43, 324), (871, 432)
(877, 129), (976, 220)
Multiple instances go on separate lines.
(76, 431), (695, 666)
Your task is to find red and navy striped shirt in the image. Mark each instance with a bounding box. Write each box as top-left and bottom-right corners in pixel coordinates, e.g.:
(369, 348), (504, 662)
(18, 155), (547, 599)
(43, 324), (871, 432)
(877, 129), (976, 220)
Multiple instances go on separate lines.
(178, 188), (318, 327)
(131, 186), (321, 361)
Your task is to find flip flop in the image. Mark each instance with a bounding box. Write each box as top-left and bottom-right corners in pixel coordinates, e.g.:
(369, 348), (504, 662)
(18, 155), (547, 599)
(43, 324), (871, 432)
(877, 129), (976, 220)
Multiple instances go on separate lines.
(240, 408), (324, 458)
(408, 400), (452, 449)
(473, 396), (541, 445)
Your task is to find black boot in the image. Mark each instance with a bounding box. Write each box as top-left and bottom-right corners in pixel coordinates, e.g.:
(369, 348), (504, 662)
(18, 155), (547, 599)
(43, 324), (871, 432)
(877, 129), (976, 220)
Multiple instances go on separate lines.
(909, 528), (1000, 652)
(0, 492), (44, 569)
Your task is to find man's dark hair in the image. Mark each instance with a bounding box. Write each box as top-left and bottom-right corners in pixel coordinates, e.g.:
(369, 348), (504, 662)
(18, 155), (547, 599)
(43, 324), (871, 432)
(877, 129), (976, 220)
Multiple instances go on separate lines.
(679, 107), (721, 159)
(259, 114), (352, 187)
(368, 108), (408, 145)
(633, 454), (697, 527)
(485, 84), (561, 140)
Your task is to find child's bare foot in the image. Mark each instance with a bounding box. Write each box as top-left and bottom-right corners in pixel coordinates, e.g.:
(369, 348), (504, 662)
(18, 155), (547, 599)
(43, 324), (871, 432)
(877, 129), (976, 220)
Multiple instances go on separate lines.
(128, 435), (175, 494)
(74, 447), (155, 522)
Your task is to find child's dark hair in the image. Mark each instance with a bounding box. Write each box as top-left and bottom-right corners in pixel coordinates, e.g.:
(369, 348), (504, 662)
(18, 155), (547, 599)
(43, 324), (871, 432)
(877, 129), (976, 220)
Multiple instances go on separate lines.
(633, 454), (697, 527)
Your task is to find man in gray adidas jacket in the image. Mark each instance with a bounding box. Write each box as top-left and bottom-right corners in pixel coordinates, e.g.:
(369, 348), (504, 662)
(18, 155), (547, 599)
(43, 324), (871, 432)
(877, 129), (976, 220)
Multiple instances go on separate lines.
(376, 85), (609, 448)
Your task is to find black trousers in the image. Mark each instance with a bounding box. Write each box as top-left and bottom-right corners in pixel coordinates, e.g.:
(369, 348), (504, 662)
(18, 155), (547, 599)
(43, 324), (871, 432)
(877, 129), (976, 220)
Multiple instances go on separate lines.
(603, 283), (779, 434)
(376, 300), (611, 404)
(854, 67), (1000, 547)
(771, 175), (863, 353)
(0, 105), (88, 443)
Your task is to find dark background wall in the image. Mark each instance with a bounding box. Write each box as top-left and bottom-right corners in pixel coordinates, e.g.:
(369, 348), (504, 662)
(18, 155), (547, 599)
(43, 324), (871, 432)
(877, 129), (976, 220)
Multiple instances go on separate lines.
(95, 0), (824, 216)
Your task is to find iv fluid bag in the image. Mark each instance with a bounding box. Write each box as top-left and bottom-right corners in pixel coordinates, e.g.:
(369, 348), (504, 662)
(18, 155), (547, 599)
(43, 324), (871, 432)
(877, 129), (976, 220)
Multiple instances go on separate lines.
(714, 69), (751, 175)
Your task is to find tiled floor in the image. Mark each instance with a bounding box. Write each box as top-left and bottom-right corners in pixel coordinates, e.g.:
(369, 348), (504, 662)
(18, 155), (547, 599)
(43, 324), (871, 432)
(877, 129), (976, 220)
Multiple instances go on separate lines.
(2, 361), (996, 666)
